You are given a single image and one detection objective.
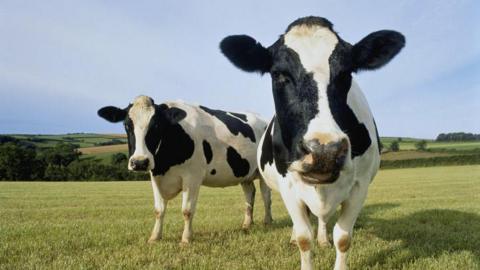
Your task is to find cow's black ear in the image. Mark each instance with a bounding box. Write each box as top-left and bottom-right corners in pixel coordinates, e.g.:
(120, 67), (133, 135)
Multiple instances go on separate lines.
(352, 30), (405, 72)
(98, 106), (127, 123)
(220, 35), (272, 74)
(163, 107), (187, 124)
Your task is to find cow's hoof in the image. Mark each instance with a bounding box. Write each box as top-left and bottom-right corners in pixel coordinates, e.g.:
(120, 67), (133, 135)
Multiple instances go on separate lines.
(147, 238), (160, 244)
(263, 218), (273, 226)
(242, 223), (252, 230)
(179, 239), (190, 247)
(317, 240), (332, 248)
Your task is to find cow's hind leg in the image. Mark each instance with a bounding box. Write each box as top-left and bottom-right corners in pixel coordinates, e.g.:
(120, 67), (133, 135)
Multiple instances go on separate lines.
(241, 181), (256, 229)
(148, 177), (168, 243)
(180, 180), (201, 244)
(333, 182), (369, 270)
(317, 213), (333, 247)
(259, 176), (273, 225)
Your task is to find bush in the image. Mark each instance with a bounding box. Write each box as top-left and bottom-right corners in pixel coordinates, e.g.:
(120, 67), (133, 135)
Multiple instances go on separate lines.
(0, 140), (147, 181)
(94, 139), (126, 146)
(0, 142), (42, 180)
(67, 160), (147, 181)
(44, 164), (70, 181)
(39, 143), (80, 167)
(111, 153), (128, 165)
(389, 141), (400, 152)
(380, 154), (480, 169)
(415, 140), (427, 151)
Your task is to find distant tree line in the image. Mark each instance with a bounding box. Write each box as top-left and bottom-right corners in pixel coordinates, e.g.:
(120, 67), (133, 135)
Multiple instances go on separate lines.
(94, 139), (126, 146)
(436, 132), (480, 142)
(0, 135), (147, 181)
(381, 153), (480, 169)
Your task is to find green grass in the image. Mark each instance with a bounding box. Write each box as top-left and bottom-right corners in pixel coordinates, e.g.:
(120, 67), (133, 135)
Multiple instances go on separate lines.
(82, 151), (129, 163)
(380, 150), (452, 161)
(1, 165), (479, 269)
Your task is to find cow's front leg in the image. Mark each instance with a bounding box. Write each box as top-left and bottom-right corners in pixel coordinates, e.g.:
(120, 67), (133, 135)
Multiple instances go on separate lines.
(291, 216), (330, 247)
(240, 181), (256, 229)
(333, 183), (369, 270)
(148, 177), (168, 243)
(181, 181), (200, 244)
(290, 227), (297, 245)
(281, 189), (314, 270)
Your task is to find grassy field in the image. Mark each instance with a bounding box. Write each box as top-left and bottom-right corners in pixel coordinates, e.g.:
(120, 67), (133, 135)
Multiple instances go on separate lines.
(9, 134), (127, 148)
(79, 143), (478, 164)
(76, 137), (480, 163)
(79, 144), (128, 155)
(380, 150), (452, 161)
(6, 134), (480, 165)
(1, 165), (479, 269)
(381, 137), (480, 151)
(8, 134), (480, 152)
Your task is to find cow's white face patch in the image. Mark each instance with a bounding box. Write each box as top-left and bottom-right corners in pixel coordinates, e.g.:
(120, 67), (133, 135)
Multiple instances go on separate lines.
(284, 25), (350, 171)
(284, 25), (338, 86)
(128, 96), (156, 170)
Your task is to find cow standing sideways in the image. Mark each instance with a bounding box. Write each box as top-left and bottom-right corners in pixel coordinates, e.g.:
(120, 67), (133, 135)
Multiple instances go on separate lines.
(220, 16), (405, 270)
(98, 96), (272, 244)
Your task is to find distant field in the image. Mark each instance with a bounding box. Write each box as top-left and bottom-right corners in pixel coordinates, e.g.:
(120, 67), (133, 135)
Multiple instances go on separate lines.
(6, 134), (480, 166)
(79, 144), (128, 155)
(380, 137), (480, 151)
(380, 150), (452, 161)
(78, 144), (128, 163)
(8, 134), (480, 151)
(78, 141), (480, 165)
(9, 133), (127, 148)
(82, 150), (130, 163)
(104, 134), (127, 138)
(1, 165), (479, 269)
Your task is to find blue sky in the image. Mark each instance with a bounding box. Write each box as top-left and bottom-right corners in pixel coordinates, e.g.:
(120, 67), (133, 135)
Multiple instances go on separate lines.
(0, 0), (478, 138)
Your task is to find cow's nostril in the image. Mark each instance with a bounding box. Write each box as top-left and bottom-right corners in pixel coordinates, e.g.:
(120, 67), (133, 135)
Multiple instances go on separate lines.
(339, 138), (349, 153)
(336, 154), (346, 168)
(303, 139), (322, 154)
(297, 141), (309, 155)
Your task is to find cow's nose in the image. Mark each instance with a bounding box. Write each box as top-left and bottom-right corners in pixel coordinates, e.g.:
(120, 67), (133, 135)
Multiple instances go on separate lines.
(130, 158), (149, 171)
(301, 138), (349, 171)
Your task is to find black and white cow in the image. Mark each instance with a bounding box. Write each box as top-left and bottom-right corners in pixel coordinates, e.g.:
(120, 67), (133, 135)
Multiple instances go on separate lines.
(98, 96), (272, 244)
(220, 17), (404, 270)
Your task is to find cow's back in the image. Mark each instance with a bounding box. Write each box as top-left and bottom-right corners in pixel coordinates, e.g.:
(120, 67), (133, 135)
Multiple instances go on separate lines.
(164, 101), (267, 187)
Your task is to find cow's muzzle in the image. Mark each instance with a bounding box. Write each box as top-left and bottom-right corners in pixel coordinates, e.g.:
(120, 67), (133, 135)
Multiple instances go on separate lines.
(129, 157), (150, 171)
(297, 138), (349, 184)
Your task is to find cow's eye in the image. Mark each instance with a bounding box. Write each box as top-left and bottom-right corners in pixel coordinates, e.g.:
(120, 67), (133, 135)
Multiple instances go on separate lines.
(124, 121), (133, 130)
(272, 71), (292, 85)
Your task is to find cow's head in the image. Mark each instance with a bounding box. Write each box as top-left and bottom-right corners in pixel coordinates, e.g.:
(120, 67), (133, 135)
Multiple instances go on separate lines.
(220, 16), (404, 184)
(97, 95), (186, 171)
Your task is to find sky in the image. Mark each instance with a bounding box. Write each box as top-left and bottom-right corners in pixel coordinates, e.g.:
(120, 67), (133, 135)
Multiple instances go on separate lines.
(0, 0), (479, 139)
